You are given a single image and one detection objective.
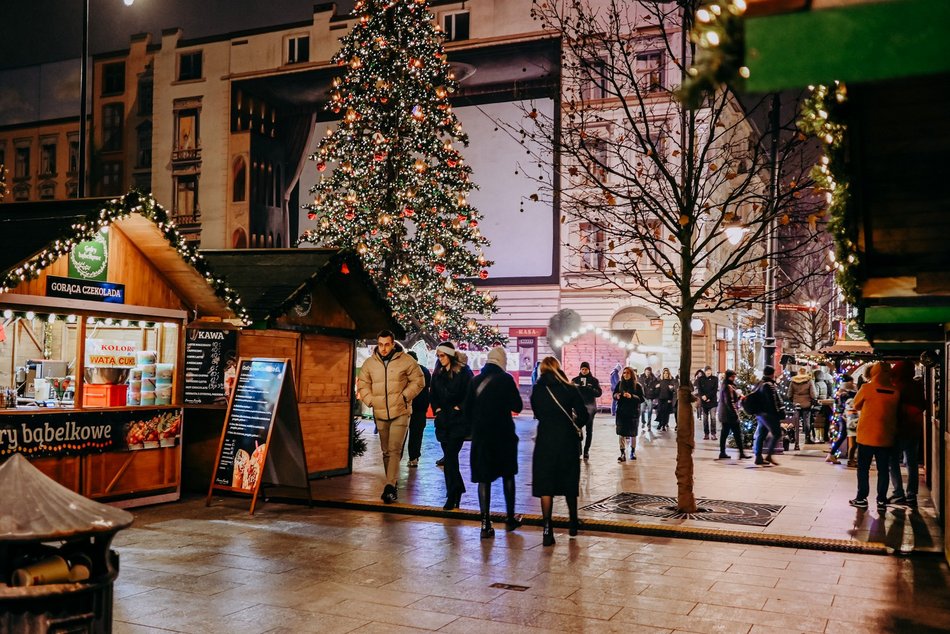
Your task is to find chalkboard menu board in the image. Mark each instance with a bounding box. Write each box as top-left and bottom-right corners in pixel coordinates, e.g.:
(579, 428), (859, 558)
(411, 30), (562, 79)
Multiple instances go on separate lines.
(207, 358), (311, 514)
(184, 328), (237, 405)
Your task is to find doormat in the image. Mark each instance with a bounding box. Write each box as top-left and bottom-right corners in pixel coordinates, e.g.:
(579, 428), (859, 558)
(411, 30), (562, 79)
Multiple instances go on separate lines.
(582, 492), (784, 527)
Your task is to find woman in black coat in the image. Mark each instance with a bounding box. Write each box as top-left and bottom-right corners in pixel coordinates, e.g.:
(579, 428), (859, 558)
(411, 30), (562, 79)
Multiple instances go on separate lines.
(466, 347), (524, 539)
(655, 368), (678, 430)
(430, 341), (474, 511)
(613, 367), (644, 462)
(530, 356), (589, 547)
(716, 369), (748, 460)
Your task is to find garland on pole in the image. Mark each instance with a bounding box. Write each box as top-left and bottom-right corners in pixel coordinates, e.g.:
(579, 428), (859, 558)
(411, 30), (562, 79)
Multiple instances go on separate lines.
(0, 190), (250, 324)
(678, 0), (749, 109)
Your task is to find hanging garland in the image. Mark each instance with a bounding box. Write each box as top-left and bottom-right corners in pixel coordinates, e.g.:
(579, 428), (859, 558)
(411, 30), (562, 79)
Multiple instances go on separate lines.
(797, 83), (860, 310)
(0, 190), (250, 324)
(678, 0), (749, 109)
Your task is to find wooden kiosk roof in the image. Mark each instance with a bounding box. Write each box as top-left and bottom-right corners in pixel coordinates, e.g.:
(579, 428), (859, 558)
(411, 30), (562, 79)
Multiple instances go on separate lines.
(0, 194), (244, 321)
(199, 248), (403, 337)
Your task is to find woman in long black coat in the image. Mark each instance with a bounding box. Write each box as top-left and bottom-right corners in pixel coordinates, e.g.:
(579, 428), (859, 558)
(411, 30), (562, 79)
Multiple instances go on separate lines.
(655, 368), (678, 430)
(430, 341), (474, 511)
(466, 347), (524, 539)
(530, 356), (589, 547)
(613, 366), (644, 461)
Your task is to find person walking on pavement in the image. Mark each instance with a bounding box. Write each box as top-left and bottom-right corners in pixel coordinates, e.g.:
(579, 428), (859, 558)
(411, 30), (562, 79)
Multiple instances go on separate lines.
(357, 330), (426, 504)
(850, 361), (900, 512)
(639, 367), (658, 434)
(887, 361), (924, 508)
(531, 356), (588, 546)
(467, 347), (524, 538)
(698, 366), (719, 440)
(571, 361), (603, 461)
(655, 368), (677, 431)
(404, 351), (431, 468)
(609, 363), (622, 416)
(752, 366), (784, 466)
(788, 367), (818, 444)
(430, 341), (474, 511)
(613, 367), (644, 461)
(717, 369), (748, 460)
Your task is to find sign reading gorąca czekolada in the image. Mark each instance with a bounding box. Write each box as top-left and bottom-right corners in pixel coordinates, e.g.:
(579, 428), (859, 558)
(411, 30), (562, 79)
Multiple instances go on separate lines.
(46, 275), (125, 304)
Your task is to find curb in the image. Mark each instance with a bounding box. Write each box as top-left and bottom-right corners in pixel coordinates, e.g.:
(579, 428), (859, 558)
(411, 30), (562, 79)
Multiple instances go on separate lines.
(305, 497), (892, 555)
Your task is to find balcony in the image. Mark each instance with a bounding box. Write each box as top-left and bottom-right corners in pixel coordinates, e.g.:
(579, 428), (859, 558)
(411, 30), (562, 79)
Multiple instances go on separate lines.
(171, 146), (202, 163)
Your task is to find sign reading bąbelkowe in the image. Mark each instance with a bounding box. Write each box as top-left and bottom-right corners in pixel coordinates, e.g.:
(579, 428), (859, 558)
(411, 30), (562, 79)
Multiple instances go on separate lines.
(68, 231), (109, 281)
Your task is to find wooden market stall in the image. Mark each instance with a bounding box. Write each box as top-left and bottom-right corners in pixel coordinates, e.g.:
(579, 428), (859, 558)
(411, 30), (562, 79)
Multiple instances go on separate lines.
(0, 193), (245, 507)
(189, 248), (401, 485)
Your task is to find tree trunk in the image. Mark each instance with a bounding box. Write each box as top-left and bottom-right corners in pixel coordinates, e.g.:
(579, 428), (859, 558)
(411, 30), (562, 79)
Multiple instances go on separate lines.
(675, 312), (697, 512)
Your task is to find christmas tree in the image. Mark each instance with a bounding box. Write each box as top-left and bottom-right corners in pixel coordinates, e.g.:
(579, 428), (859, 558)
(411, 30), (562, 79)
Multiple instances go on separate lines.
(299, 0), (498, 347)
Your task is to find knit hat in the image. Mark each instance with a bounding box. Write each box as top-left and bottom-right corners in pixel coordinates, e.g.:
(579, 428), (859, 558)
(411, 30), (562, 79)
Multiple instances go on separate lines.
(580, 361), (590, 370)
(486, 347), (507, 369)
(435, 342), (457, 357)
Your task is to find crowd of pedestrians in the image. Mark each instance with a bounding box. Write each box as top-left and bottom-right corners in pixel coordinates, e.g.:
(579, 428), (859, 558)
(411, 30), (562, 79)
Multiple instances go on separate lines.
(357, 332), (928, 546)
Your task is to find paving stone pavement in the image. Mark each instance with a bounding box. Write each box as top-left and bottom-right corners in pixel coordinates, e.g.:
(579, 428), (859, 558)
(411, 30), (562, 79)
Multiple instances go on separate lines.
(308, 415), (941, 552)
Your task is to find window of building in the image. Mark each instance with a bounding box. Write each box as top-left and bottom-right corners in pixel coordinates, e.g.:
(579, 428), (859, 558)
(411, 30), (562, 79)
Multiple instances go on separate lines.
(443, 11), (470, 41)
(14, 146), (30, 179)
(13, 184), (29, 201)
(39, 182), (55, 200)
(176, 109), (198, 150)
(68, 136), (79, 174)
(580, 57), (610, 101)
(287, 35), (310, 64)
(40, 141), (56, 176)
(137, 76), (153, 116)
(232, 156), (246, 202)
(174, 175), (199, 220)
(584, 136), (610, 182)
(102, 61), (125, 95)
(635, 51), (665, 92)
(178, 51), (203, 81)
(578, 222), (606, 272)
(101, 161), (122, 195)
(102, 103), (124, 152)
(136, 122), (152, 168)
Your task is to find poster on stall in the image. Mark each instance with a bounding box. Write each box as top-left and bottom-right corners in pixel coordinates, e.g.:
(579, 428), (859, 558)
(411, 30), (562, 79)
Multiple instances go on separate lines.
(206, 358), (311, 514)
(183, 328), (238, 405)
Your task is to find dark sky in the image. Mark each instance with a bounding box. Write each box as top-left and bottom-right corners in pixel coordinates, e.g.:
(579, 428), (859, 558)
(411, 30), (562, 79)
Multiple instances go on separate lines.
(1, 0), (357, 70)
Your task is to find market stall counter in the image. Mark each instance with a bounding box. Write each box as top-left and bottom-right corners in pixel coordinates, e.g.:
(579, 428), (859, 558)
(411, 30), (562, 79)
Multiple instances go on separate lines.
(0, 193), (246, 507)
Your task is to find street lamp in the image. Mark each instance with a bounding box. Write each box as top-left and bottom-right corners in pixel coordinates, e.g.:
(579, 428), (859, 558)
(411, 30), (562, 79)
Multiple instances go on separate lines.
(78, 0), (134, 197)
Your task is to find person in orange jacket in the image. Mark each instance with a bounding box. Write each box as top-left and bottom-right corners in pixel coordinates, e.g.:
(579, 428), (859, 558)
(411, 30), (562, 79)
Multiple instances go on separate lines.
(849, 362), (900, 512)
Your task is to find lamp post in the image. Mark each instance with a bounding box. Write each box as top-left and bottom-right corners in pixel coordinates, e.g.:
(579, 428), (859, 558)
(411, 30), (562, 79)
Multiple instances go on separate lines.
(762, 93), (780, 370)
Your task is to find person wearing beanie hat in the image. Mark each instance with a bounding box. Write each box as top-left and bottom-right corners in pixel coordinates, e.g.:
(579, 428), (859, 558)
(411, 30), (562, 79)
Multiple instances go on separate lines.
(752, 365), (784, 466)
(571, 361), (603, 460)
(466, 346), (524, 538)
(430, 341), (474, 511)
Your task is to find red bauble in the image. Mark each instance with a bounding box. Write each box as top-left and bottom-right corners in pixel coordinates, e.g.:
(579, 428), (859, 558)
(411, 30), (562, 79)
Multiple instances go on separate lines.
(469, 220), (478, 228)
(307, 212), (316, 220)
(317, 161), (327, 172)
(434, 263), (445, 274)
(374, 152), (386, 161)
(446, 158), (458, 167)
(344, 211), (355, 220)
(479, 270), (489, 280)
(439, 330), (450, 340)
(403, 206), (414, 216)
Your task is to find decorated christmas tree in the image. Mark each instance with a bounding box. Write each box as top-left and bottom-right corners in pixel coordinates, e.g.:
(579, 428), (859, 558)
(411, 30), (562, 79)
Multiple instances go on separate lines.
(299, 0), (498, 346)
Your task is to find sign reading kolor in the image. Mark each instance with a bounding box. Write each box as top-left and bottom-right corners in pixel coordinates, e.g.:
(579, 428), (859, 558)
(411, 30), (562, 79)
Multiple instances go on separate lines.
(0, 408), (182, 459)
(46, 275), (125, 304)
(184, 329), (238, 405)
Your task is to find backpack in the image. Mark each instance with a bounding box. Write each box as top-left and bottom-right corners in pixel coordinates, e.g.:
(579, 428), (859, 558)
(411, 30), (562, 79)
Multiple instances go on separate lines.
(741, 383), (767, 416)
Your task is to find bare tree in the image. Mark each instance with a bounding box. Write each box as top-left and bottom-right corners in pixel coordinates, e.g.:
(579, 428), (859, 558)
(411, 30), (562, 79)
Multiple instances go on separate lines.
(778, 252), (836, 352)
(516, 0), (826, 511)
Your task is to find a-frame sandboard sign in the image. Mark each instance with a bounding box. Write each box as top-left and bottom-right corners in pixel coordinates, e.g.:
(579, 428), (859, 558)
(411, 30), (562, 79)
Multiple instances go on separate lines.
(206, 358), (312, 514)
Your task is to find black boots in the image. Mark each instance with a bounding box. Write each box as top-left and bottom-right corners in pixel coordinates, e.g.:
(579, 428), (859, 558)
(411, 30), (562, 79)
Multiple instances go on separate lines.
(505, 515), (523, 532)
(443, 491), (461, 510)
(480, 514), (495, 539)
(542, 523), (555, 547)
(381, 484), (397, 504)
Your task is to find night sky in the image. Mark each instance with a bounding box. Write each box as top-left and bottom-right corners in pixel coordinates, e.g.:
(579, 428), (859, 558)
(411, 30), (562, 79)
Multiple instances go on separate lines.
(1, 0), (357, 70)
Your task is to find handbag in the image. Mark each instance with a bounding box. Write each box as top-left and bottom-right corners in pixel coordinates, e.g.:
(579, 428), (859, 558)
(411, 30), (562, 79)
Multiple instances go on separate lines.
(545, 386), (584, 438)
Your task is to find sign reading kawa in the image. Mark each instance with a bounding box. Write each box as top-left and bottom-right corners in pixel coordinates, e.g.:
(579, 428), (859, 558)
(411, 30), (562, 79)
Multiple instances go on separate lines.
(184, 328), (238, 405)
(46, 275), (125, 304)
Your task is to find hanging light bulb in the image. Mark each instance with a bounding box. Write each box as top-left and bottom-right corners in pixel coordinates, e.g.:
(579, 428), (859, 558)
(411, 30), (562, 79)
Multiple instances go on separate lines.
(25, 311), (35, 320)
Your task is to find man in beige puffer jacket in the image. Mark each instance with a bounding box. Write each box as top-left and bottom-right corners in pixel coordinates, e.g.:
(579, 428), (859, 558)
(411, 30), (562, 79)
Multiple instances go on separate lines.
(358, 330), (425, 503)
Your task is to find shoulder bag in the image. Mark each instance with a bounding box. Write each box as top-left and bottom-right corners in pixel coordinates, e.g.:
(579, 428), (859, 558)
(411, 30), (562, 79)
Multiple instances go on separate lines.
(545, 385), (584, 438)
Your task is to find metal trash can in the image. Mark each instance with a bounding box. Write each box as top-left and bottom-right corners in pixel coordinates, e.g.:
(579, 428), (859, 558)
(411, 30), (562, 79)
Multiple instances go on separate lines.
(0, 454), (133, 633)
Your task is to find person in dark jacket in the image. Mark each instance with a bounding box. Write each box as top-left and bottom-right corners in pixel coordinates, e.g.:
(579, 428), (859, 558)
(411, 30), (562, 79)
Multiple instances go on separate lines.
(430, 341), (474, 511)
(698, 366), (719, 440)
(639, 367), (659, 432)
(530, 356), (589, 547)
(571, 361), (603, 461)
(404, 351), (431, 468)
(716, 369), (748, 460)
(655, 368), (677, 430)
(466, 347), (524, 538)
(753, 366), (785, 466)
(613, 367), (644, 461)
(887, 361), (924, 507)
(609, 363), (622, 416)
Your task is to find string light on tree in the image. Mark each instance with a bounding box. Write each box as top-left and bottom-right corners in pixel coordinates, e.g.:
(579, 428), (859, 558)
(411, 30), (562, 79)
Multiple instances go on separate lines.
(300, 0), (499, 346)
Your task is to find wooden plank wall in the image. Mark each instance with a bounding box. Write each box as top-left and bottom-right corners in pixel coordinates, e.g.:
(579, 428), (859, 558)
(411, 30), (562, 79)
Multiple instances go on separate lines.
(298, 334), (353, 475)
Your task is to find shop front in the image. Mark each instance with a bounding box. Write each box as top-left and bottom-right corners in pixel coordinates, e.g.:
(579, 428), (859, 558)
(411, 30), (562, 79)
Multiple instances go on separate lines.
(0, 194), (245, 507)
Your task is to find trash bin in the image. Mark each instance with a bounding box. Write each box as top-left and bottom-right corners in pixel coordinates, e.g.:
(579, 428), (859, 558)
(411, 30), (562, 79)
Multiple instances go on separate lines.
(0, 454), (133, 633)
